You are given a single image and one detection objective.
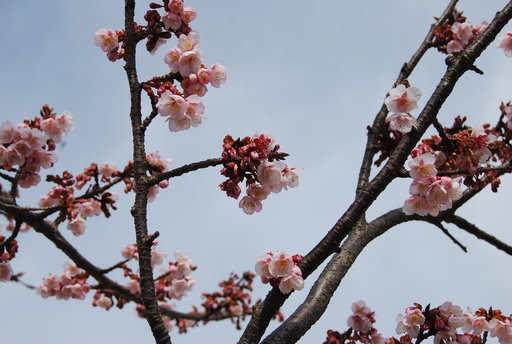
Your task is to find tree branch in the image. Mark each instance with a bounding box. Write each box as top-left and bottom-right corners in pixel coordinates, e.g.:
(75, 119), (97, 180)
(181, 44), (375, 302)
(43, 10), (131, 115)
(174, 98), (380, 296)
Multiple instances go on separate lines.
(239, 2), (512, 342)
(445, 215), (512, 256)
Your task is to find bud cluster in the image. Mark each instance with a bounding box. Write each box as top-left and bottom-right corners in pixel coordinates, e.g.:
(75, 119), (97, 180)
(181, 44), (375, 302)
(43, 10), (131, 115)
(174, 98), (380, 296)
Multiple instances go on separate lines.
(220, 131), (303, 214)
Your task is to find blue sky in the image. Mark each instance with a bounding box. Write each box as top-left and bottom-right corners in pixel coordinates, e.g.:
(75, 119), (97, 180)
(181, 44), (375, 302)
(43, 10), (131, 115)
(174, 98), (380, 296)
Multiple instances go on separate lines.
(1, 1), (512, 343)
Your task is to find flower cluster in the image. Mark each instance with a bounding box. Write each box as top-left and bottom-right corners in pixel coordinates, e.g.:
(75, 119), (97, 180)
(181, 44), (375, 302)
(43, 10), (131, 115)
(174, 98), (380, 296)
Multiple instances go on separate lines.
(200, 272), (256, 330)
(497, 32), (512, 57)
(403, 115), (503, 216)
(254, 251), (304, 294)
(432, 10), (487, 55)
(0, 105), (73, 188)
(395, 302), (512, 344)
(35, 261), (90, 300)
(94, 1), (226, 132)
(384, 83), (422, 133)
(403, 152), (463, 216)
(325, 301), (512, 344)
(156, 251), (196, 300)
(157, 30), (227, 132)
(220, 131), (303, 214)
(39, 170), (119, 237)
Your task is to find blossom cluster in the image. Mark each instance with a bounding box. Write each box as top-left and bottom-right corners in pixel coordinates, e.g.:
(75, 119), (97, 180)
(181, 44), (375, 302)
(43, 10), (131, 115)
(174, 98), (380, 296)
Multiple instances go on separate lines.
(384, 83), (422, 134)
(403, 152), (463, 216)
(402, 114), (503, 217)
(325, 301), (512, 344)
(94, 1), (227, 133)
(200, 272), (256, 330)
(157, 30), (227, 132)
(38, 169), (119, 237)
(497, 32), (512, 57)
(35, 261), (90, 300)
(156, 251), (196, 301)
(395, 302), (512, 344)
(254, 251), (304, 294)
(0, 105), (73, 188)
(432, 11), (487, 55)
(220, 131), (303, 214)
(323, 301), (384, 344)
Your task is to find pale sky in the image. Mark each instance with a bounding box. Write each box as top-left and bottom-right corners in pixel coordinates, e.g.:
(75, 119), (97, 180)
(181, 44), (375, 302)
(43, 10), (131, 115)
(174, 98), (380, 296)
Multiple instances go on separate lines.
(1, 1), (512, 343)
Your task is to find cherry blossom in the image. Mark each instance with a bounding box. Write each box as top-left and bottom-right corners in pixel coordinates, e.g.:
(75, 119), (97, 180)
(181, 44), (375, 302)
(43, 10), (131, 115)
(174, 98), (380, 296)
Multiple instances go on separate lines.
(158, 91), (188, 119)
(384, 84), (422, 114)
(497, 32), (512, 57)
(209, 63), (227, 88)
(387, 113), (417, 133)
(239, 195), (263, 215)
(396, 306), (425, 338)
(93, 29), (119, 53)
(268, 251), (294, 277)
(67, 216), (87, 236)
(347, 300), (376, 334)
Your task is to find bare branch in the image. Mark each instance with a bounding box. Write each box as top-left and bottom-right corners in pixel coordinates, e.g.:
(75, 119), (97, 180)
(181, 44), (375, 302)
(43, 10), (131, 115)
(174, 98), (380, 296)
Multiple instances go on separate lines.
(445, 215), (512, 257)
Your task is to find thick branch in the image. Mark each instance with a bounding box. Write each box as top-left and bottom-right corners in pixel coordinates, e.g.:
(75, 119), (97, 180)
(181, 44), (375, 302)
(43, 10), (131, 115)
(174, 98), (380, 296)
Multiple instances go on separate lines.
(239, 3), (512, 343)
(123, 0), (171, 343)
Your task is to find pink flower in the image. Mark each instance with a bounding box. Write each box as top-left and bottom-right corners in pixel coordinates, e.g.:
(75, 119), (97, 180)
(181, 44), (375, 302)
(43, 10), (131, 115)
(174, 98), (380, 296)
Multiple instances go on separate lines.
(164, 48), (182, 73)
(158, 91), (187, 119)
(177, 31), (200, 52)
(496, 32), (512, 57)
(396, 307), (425, 338)
(239, 195), (263, 215)
(77, 200), (102, 217)
(268, 251), (294, 277)
(278, 266), (304, 294)
(67, 216), (87, 236)
(209, 63), (227, 88)
(451, 22), (473, 45)
(162, 12), (182, 31)
(347, 300), (376, 334)
(0, 120), (15, 143)
(98, 162), (117, 179)
(178, 50), (204, 76)
(247, 183), (271, 200)
(197, 68), (212, 85)
(121, 244), (138, 260)
(488, 318), (512, 344)
(168, 0), (184, 14)
(281, 165), (303, 189)
(257, 160), (286, 193)
(388, 113), (417, 133)
(385, 84), (422, 114)
(403, 195), (431, 216)
(408, 153), (437, 179)
(254, 253), (273, 280)
(447, 39), (465, 54)
(93, 29), (119, 53)
(96, 296), (113, 310)
(126, 279), (141, 294)
(180, 7), (197, 23)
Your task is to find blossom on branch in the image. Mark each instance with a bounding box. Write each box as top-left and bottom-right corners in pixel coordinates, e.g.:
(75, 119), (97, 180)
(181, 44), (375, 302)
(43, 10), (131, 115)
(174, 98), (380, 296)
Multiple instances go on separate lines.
(254, 251), (303, 294)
